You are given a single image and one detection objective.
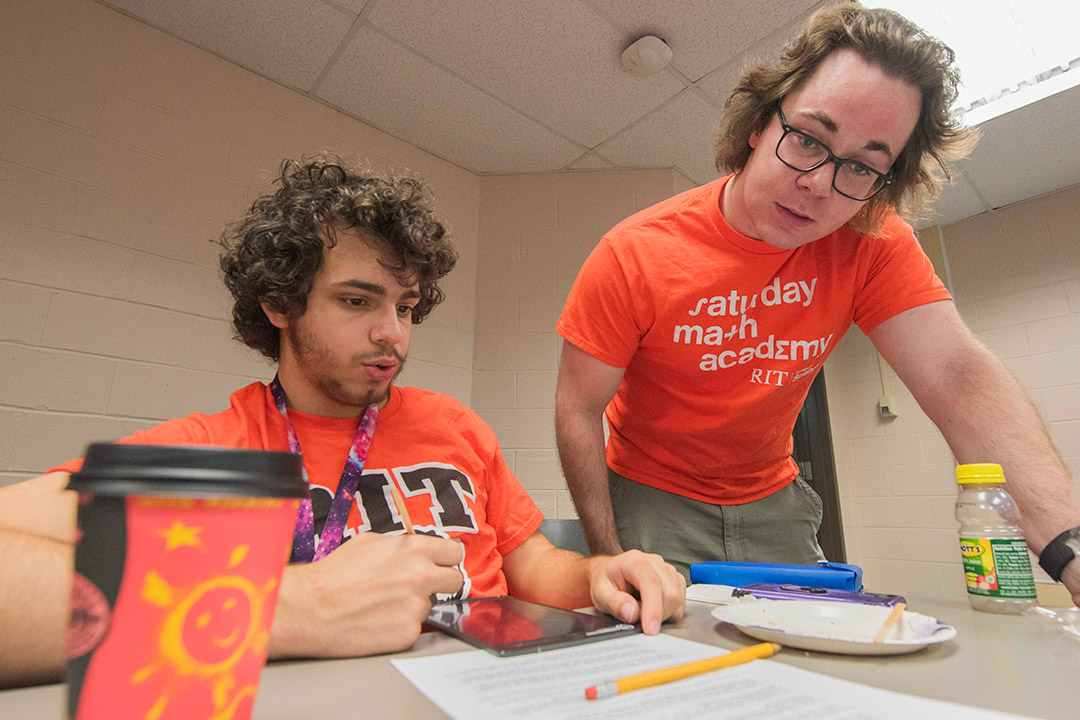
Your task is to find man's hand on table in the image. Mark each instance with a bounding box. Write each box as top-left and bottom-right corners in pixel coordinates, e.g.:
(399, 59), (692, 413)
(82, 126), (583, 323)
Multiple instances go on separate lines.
(587, 549), (686, 635)
(269, 532), (464, 659)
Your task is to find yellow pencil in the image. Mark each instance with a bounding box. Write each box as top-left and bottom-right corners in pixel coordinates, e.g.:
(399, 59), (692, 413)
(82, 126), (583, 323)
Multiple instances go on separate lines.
(389, 482), (437, 604)
(388, 481), (415, 535)
(584, 641), (781, 700)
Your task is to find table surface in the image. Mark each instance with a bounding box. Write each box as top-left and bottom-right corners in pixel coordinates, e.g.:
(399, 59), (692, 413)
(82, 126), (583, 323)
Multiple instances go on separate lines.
(2, 596), (1077, 719)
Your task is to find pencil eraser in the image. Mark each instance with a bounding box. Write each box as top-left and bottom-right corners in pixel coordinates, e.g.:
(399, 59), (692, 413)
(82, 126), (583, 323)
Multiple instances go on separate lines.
(585, 687), (597, 701)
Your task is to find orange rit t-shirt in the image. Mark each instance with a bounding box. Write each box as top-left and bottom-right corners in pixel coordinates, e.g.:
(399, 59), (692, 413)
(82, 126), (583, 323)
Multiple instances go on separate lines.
(557, 174), (951, 505)
(52, 383), (544, 599)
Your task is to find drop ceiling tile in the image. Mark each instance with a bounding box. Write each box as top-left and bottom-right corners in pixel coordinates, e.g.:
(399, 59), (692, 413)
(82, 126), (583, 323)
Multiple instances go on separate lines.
(921, 169), (990, 230)
(328, 0), (371, 13)
(566, 152), (613, 170)
(1, 2), (46, 60)
(696, 28), (793, 107)
(590, 0), (823, 82)
(596, 89), (719, 185)
(961, 84), (1080, 211)
(364, 0), (685, 147)
(104, 0), (355, 91)
(317, 26), (582, 173)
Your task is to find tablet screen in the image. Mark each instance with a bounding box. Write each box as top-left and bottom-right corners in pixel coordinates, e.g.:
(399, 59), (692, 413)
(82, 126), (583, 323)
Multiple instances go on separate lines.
(425, 596), (639, 656)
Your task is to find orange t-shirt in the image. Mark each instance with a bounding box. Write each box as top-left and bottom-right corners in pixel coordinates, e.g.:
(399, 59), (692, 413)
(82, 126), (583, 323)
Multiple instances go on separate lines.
(557, 175), (951, 504)
(52, 383), (544, 599)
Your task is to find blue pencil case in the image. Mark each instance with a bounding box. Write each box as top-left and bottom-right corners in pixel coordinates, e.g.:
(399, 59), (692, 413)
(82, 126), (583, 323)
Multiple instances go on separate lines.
(689, 560), (863, 591)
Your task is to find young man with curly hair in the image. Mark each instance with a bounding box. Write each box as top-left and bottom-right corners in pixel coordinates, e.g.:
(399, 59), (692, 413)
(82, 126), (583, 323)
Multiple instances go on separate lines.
(0, 157), (685, 688)
(556, 2), (1080, 606)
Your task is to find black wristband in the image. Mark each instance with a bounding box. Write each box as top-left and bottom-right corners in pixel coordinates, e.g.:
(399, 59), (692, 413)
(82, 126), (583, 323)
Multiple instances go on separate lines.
(1038, 526), (1080, 583)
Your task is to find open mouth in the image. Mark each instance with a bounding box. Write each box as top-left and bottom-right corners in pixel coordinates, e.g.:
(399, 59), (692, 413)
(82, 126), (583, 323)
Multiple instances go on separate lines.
(363, 358), (400, 380)
(776, 203), (815, 226)
(779, 203), (811, 221)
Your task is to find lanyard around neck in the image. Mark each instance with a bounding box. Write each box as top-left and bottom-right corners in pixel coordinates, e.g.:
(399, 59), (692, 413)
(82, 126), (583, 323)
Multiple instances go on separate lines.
(269, 376), (378, 563)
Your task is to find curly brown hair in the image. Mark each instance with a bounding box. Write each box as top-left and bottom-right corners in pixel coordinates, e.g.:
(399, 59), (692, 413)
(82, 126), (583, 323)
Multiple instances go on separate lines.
(218, 155), (457, 361)
(715, 1), (979, 234)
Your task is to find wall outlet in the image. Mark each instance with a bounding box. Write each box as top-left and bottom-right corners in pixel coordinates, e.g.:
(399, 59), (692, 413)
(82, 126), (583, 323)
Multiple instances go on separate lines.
(878, 395), (897, 419)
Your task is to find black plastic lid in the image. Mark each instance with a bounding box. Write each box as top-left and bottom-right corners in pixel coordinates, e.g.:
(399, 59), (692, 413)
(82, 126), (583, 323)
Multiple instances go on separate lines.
(68, 444), (308, 499)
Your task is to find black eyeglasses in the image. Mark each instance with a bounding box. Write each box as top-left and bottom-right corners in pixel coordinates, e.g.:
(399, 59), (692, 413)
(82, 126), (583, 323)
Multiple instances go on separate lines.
(775, 107), (893, 201)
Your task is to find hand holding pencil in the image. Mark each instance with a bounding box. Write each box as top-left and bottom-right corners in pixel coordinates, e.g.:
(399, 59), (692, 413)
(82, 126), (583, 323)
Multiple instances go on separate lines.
(585, 642), (781, 700)
(388, 479), (465, 605)
(270, 526), (463, 657)
(388, 480), (416, 535)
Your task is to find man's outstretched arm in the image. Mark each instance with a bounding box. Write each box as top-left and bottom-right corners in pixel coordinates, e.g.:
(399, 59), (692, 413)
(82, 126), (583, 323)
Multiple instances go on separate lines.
(555, 340), (627, 556)
(501, 530), (686, 635)
(870, 301), (1080, 606)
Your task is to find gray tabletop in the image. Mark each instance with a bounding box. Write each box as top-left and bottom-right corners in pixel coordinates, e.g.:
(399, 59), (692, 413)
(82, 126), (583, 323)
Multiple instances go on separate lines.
(2, 596), (1077, 719)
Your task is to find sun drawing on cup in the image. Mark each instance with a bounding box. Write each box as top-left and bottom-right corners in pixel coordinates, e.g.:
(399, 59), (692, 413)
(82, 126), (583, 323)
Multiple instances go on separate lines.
(133, 522), (278, 720)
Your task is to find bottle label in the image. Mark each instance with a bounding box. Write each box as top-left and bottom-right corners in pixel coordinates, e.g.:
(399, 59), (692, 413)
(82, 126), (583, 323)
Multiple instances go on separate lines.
(959, 537), (1037, 598)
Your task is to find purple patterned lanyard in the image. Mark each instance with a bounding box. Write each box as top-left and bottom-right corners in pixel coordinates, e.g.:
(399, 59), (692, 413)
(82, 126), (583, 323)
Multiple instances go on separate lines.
(269, 376), (378, 563)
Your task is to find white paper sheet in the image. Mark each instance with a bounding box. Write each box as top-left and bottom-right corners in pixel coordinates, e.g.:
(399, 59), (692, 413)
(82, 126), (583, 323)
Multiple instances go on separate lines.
(392, 634), (1033, 720)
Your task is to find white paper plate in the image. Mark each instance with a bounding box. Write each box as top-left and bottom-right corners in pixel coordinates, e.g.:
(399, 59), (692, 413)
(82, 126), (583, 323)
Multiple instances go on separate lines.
(711, 600), (957, 655)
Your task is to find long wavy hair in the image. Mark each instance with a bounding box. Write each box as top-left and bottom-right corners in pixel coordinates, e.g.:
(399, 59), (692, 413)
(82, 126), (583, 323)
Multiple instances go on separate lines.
(715, 2), (979, 234)
(218, 155), (457, 361)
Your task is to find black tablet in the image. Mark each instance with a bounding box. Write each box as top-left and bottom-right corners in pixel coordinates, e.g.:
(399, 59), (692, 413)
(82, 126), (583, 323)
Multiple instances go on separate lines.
(424, 596), (639, 656)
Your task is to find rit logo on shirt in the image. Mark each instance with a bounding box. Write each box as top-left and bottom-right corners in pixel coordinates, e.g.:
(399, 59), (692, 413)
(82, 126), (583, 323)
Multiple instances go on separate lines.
(750, 368), (788, 386)
(310, 463), (478, 601)
(310, 463), (479, 539)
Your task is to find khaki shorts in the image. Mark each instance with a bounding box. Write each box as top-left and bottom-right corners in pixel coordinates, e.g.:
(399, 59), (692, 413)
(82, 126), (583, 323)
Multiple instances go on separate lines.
(608, 469), (826, 582)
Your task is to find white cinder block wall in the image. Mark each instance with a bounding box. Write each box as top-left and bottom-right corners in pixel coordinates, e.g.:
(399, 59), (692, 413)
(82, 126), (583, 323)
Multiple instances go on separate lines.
(472, 170), (697, 518)
(0, 0), (478, 486)
(826, 183), (1080, 598)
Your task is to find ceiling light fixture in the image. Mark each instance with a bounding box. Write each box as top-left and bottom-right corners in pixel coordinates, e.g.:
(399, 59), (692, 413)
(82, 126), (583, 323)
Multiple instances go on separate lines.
(621, 35), (673, 77)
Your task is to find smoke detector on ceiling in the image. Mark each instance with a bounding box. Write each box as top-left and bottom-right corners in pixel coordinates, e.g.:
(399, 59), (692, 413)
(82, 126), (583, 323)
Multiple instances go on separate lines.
(621, 35), (673, 77)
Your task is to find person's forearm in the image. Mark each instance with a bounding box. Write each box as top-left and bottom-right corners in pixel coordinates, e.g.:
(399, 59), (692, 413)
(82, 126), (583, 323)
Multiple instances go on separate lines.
(918, 350), (1080, 552)
(555, 408), (623, 555)
(0, 528), (72, 689)
(505, 544), (597, 610)
(503, 534), (686, 633)
(267, 563), (320, 659)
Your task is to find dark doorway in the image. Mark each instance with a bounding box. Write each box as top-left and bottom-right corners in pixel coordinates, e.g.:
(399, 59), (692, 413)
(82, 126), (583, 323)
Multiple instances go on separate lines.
(791, 373), (846, 562)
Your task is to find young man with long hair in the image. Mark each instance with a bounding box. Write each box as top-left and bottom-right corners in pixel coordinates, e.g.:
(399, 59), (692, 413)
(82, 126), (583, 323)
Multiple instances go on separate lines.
(556, 3), (1080, 607)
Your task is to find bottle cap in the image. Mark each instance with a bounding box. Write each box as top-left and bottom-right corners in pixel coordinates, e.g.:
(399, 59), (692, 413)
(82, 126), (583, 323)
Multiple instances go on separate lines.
(956, 463), (1005, 485)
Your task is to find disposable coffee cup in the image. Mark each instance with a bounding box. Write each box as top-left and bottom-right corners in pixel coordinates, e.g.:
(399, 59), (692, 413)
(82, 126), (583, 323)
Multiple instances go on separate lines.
(65, 444), (307, 720)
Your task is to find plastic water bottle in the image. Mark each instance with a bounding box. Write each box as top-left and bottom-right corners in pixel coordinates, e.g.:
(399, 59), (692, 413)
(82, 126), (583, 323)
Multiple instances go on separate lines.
(955, 463), (1037, 613)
